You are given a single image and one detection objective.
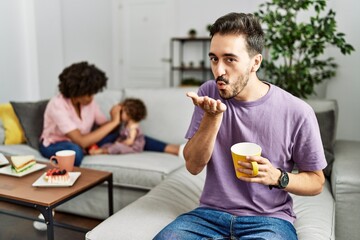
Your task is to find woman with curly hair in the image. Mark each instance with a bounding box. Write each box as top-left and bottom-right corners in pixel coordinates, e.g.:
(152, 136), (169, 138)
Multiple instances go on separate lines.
(89, 98), (148, 155)
(39, 61), (121, 166)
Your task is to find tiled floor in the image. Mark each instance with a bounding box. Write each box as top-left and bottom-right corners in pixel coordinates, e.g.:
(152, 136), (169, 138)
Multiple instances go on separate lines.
(0, 201), (101, 240)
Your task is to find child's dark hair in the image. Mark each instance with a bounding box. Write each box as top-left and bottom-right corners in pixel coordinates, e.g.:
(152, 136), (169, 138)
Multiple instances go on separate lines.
(58, 61), (108, 98)
(122, 98), (147, 122)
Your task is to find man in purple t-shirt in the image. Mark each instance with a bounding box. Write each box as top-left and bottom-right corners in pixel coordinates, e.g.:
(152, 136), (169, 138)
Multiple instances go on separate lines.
(154, 12), (327, 240)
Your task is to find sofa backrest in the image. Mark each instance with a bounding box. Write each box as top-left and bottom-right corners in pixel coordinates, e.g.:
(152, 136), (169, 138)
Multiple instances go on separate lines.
(94, 90), (124, 118)
(305, 99), (338, 177)
(95, 87), (199, 145)
(123, 87), (198, 144)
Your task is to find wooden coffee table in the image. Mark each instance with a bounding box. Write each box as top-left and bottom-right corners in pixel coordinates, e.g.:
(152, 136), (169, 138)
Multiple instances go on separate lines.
(0, 163), (113, 240)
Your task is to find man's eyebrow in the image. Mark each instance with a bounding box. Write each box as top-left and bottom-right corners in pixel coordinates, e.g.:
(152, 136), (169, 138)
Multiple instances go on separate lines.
(208, 52), (238, 58)
(223, 53), (238, 58)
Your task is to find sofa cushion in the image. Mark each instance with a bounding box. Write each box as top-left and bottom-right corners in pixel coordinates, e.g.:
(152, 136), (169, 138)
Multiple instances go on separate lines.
(86, 167), (335, 240)
(0, 144), (48, 162)
(123, 87), (198, 144)
(0, 119), (4, 144)
(85, 167), (205, 240)
(291, 180), (335, 239)
(315, 110), (336, 177)
(0, 103), (25, 145)
(10, 100), (49, 150)
(80, 152), (184, 190)
(305, 99), (338, 178)
(331, 140), (360, 240)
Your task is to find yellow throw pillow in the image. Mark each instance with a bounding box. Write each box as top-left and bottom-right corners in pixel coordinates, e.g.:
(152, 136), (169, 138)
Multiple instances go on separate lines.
(0, 103), (26, 144)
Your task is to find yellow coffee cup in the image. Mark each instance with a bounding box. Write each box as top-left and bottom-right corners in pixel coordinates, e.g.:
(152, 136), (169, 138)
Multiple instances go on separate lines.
(231, 142), (261, 178)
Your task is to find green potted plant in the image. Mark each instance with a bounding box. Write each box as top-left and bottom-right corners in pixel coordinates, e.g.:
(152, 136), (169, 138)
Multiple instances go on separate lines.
(188, 28), (197, 38)
(255, 0), (354, 98)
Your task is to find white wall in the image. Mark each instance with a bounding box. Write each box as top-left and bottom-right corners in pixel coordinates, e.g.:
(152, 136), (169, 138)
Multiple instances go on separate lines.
(0, 0), (39, 101)
(0, 0), (359, 141)
(33, 0), (64, 100)
(33, 0), (114, 100)
(325, 0), (360, 141)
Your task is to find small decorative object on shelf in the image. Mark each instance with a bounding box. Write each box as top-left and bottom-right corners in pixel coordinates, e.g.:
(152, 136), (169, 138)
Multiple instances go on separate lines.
(181, 78), (203, 86)
(188, 29), (197, 38)
(206, 24), (212, 33)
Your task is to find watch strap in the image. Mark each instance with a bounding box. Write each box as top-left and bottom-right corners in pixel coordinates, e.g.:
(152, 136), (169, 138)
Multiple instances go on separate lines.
(269, 168), (287, 190)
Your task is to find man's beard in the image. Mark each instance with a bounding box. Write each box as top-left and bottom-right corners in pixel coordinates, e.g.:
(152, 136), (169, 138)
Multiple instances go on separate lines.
(216, 74), (249, 100)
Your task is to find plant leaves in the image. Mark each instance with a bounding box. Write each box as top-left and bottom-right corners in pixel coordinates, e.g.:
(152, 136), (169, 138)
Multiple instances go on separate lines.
(254, 0), (355, 98)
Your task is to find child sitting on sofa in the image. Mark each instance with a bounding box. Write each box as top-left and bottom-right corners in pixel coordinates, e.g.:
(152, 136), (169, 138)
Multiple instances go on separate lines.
(89, 98), (147, 155)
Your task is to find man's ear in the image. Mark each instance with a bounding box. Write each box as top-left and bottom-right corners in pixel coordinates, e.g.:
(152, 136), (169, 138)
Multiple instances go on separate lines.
(251, 54), (262, 72)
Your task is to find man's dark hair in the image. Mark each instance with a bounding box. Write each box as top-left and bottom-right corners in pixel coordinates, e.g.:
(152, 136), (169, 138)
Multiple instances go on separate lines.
(209, 12), (264, 57)
(122, 98), (147, 122)
(58, 61), (108, 98)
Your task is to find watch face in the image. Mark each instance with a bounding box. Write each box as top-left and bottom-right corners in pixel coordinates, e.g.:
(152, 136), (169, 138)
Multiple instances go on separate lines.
(280, 172), (289, 188)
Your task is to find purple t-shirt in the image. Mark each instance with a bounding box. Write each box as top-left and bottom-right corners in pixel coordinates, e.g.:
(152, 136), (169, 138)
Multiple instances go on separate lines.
(185, 80), (327, 223)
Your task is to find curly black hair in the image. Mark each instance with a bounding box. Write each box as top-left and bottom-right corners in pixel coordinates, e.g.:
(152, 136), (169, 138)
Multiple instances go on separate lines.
(58, 61), (108, 98)
(122, 98), (147, 122)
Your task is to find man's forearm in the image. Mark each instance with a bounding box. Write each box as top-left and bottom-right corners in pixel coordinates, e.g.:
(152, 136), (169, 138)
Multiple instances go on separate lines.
(285, 170), (325, 196)
(184, 113), (223, 175)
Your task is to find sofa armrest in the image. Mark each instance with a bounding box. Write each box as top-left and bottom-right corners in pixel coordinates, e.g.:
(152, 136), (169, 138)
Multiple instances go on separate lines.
(85, 167), (205, 240)
(331, 140), (360, 240)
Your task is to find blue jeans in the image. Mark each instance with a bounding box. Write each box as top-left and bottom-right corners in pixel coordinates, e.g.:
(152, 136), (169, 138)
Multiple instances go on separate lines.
(39, 134), (168, 166)
(39, 133), (117, 166)
(89, 133), (168, 152)
(153, 207), (297, 240)
(144, 136), (167, 152)
(39, 141), (85, 166)
(98, 135), (168, 152)
(96, 132), (119, 147)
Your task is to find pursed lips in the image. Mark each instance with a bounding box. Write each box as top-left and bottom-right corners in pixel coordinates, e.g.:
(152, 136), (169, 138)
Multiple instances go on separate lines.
(216, 80), (227, 90)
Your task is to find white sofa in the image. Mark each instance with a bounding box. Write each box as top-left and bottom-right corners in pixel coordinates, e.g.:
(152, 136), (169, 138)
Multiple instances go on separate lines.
(0, 87), (197, 219)
(1, 86), (360, 240)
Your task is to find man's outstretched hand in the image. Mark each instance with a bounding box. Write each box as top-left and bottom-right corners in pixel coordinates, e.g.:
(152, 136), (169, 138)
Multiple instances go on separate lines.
(187, 92), (227, 115)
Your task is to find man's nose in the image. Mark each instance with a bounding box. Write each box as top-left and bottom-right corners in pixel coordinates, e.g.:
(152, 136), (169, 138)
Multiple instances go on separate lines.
(212, 62), (226, 78)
